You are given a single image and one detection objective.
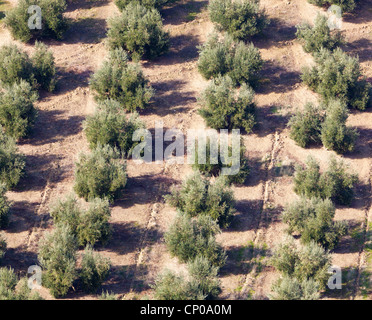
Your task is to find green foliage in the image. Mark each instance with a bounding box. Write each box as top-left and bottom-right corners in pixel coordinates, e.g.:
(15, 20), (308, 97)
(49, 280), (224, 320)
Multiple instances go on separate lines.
(320, 100), (358, 154)
(115, 0), (175, 10)
(77, 198), (111, 247)
(301, 48), (371, 110)
(0, 234), (6, 263)
(5, 0), (68, 42)
(165, 172), (235, 228)
(80, 246), (111, 293)
(38, 226), (77, 298)
(152, 270), (205, 300)
(296, 14), (343, 54)
(282, 197), (347, 250)
(270, 237), (331, 290)
(208, 0), (268, 40)
(0, 43), (56, 92)
(0, 268), (42, 300)
(165, 214), (226, 267)
(270, 276), (320, 300)
(0, 184), (11, 229)
(107, 3), (169, 60)
(50, 195), (111, 247)
(74, 144), (127, 201)
(307, 0), (356, 13)
(0, 81), (38, 139)
(0, 128), (26, 189)
(90, 49), (154, 112)
(191, 138), (250, 185)
(0, 44), (34, 87)
(188, 255), (221, 299)
(153, 255), (221, 300)
(199, 75), (256, 133)
(83, 99), (145, 156)
(321, 156), (358, 206)
(197, 33), (263, 87)
(288, 103), (324, 148)
(31, 42), (57, 92)
(293, 156), (358, 205)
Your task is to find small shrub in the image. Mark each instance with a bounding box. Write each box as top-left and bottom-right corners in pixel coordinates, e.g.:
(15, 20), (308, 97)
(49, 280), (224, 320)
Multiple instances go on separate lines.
(50, 195), (111, 247)
(199, 75), (256, 133)
(74, 144), (127, 201)
(165, 215), (226, 267)
(166, 172), (235, 228)
(296, 14), (343, 54)
(107, 3), (169, 60)
(0, 267), (42, 300)
(0, 44), (34, 87)
(301, 48), (371, 110)
(50, 195), (81, 236)
(270, 237), (331, 289)
(208, 0), (268, 40)
(80, 246), (111, 293)
(188, 255), (221, 299)
(321, 156), (358, 206)
(38, 226), (77, 298)
(320, 100), (358, 154)
(197, 33), (263, 87)
(5, 0), (68, 42)
(77, 198), (111, 247)
(0, 43), (56, 92)
(288, 103), (324, 148)
(90, 49), (154, 112)
(270, 276), (320, 300)
(0, 184), (11, 229)
(0, 234), (6, 263)
(293, 156), (358, 205)
(83, 99), (145, 156)
(152, 270), (204, 300)
(31, 42), (57, 92)
(0, 128), (26, 189)
(0, 81), (38, 139)
(282, 197), (347, 250)
(115, 0), (176, 10)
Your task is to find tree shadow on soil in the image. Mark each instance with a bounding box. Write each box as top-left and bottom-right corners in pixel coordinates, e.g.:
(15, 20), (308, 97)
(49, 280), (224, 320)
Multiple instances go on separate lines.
(1, 246), (39, 276)
(343, 38), (372, 63)
(143, 79), (197, 116)
(65, 0), (109, 13)
(253, 17), (297, 50)
(116, 174), (178, 209)
(220, 244), (271, 276)
(343, 2), (372, 24)
(143, 34), (201, 67)
(161, 0), (209, 26)
(14, 153), (70, 193)
(25, 109), (85, 146)
(256, 61), (301, 95)
(255, 104), (292, 137)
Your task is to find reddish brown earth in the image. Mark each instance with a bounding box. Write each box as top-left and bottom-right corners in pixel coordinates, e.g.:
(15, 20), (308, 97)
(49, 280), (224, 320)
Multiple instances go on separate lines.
(0, 0), (371, 300)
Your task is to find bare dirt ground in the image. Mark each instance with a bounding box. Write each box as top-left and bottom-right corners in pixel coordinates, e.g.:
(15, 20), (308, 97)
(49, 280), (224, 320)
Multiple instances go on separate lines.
(0, 0), (371, 300)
